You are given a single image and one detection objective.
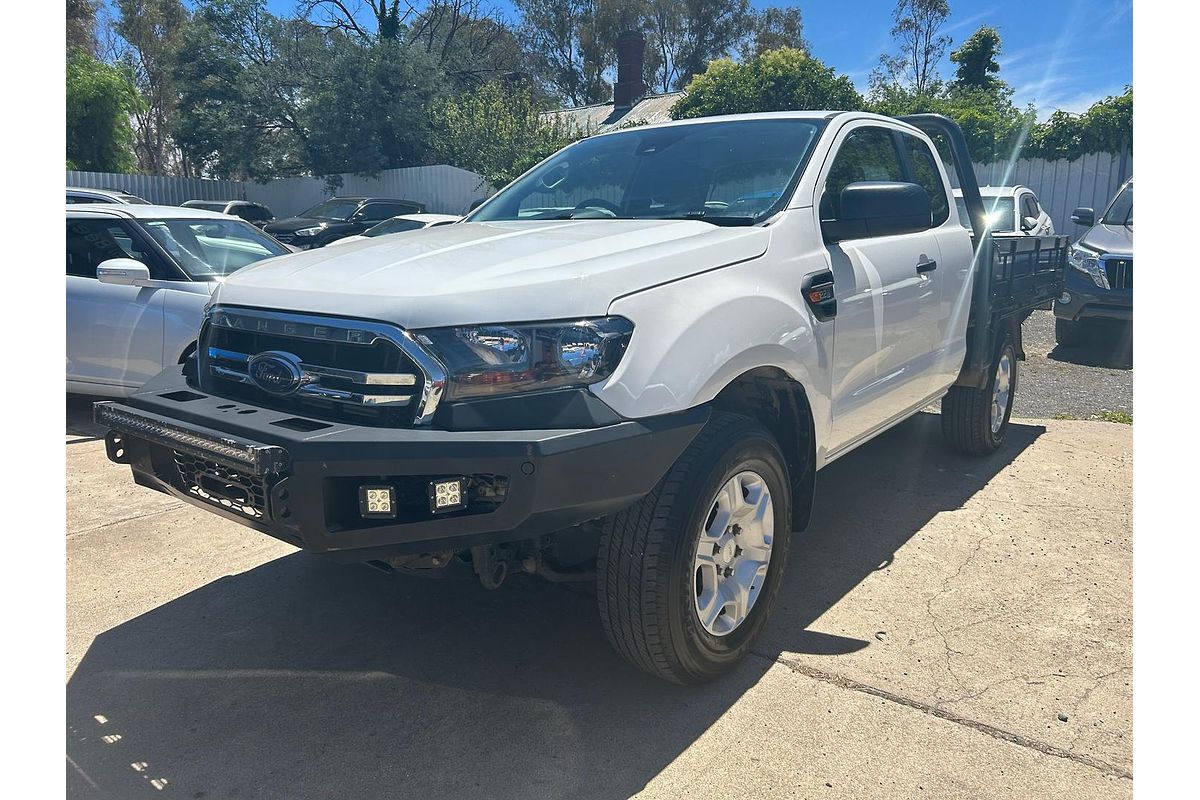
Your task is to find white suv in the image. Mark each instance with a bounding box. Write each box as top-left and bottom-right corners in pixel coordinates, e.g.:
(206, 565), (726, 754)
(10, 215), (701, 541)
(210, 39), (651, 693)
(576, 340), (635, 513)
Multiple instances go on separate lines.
(67, 204), (290, 396)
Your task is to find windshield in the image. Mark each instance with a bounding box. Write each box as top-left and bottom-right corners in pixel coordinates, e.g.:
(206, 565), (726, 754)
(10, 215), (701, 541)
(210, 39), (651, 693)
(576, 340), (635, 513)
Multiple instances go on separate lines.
(365, 218), (425, 237)
(185, 201), (228, 212)
(299, 199), (361, 220)
(1101, 182), (1133, 226)
(141, 218), (289, 279)
(955, 196), (1014, 231)
(471, 119), (826, 226)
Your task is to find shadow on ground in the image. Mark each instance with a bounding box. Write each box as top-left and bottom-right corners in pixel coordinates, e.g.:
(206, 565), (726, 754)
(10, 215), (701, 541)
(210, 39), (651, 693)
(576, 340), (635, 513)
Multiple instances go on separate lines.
(67, 394), (108, 441)
(67, 413), (1044, 799)
(1048, 321), (1132, 370)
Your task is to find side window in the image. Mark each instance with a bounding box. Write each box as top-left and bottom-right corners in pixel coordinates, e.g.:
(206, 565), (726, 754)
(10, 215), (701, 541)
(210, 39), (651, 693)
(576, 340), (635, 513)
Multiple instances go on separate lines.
(1021, 193), (1039, 219)
(66, 219), (147, 278)
(241, 204), (272, 222)
(902, 134), (950, 227)
(821, 127), (905, 221)
(67, 194), (102, 205)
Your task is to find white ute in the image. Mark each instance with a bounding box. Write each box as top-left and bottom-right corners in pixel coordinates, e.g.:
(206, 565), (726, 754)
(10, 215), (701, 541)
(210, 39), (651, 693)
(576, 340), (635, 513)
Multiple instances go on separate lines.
(96, 113), (1067, 683)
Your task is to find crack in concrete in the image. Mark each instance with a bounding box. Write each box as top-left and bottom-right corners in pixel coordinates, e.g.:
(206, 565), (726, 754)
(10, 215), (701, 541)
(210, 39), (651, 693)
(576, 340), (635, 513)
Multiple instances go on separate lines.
(67, 504), (184, 539)
(756, 650), (1133, 781)
(1066, 667), (1131, 752)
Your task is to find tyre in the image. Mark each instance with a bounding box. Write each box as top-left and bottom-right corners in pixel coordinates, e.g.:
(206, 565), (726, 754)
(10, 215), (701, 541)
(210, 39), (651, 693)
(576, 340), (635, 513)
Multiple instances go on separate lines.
(1054, 317), (1086, 347)
(597, 412), (792, 684)
(941, 333), (1017, 456)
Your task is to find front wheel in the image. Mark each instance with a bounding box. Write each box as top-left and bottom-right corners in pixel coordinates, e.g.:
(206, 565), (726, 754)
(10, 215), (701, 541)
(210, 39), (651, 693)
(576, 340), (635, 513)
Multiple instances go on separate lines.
(597, 413), (792, 684)
(941, 334), (1017, 456)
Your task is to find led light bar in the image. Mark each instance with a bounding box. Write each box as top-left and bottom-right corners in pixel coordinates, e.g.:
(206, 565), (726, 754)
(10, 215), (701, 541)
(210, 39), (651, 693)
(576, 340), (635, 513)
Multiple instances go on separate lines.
(93, 402), (289, 476)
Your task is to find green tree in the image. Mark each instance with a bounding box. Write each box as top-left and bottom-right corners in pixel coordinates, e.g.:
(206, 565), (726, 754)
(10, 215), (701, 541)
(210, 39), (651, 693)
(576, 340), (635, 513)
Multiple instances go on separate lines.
(113, 0), (190, 174)
(872, 0), (951, 97)
(1026, 89), (1132, 160)
(303, 39), (447, 176)
(434, 80), (577, 187)
(670, 48), (863, 119)
(515, 0), (613, 105)
(949, 25), (1002, 93)
(66, 50), (142, 172)
(67, 0), (99, 57)
(742, 6), (808, 59)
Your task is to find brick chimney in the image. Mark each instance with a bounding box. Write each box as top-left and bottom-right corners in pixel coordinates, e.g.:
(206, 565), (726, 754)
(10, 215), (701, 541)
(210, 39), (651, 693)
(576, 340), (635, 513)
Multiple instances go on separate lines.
(613, 30), (646, 109)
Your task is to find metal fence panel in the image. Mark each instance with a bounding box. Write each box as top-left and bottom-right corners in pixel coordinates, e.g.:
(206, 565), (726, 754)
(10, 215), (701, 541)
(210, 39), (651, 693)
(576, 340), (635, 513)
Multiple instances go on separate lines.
(972, 152), (1132, 235)
(66, 170), (246, 206)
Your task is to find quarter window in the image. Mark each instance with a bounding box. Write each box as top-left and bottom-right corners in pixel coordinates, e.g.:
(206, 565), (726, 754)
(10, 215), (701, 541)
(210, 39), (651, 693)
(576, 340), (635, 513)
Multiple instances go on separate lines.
(821, 127), (905, 221)
(902, 134), (950, 227)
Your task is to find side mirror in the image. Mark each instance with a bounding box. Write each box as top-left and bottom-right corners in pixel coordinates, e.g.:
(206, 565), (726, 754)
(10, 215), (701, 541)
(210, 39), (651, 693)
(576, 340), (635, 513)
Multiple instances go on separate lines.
(822, 182), (931, 243)
(467, 197), (486, 213)
(1071, 207), (1095, 227)
(1021, 216), (1039, 232)
(96, 258), (151, 286)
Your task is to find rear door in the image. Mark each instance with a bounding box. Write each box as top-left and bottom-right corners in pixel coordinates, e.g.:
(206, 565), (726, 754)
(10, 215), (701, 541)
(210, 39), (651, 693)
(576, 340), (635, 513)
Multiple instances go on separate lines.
(66, 215), (169, 391)
(815, 122), (948, 454)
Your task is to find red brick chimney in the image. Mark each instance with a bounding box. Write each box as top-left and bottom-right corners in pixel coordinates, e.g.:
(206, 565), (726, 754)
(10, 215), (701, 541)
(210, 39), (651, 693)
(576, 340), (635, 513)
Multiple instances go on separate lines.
(613, 30), (646, 109)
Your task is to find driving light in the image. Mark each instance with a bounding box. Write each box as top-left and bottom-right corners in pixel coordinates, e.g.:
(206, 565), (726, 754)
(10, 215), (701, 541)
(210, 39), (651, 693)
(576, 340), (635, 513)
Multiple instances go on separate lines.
(359, 485), (396, 519)
(415, 317), (634, 401)
(429, 478), (467, 513)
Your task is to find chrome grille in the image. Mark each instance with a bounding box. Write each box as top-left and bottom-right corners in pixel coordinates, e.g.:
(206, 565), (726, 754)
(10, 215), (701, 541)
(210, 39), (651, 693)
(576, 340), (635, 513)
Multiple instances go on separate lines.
(199, 307), (446, 427)
(1102, 256), (1132, 290)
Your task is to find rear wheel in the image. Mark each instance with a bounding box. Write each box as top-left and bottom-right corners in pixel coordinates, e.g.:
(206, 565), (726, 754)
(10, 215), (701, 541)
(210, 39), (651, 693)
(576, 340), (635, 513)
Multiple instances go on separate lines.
(941, 334), (1017, 456)
(597, 413), (792, 684)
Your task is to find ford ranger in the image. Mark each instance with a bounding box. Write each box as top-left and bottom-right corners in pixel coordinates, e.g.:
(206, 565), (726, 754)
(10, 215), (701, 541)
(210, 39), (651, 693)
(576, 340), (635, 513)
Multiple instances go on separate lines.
(95, 112), (1067, 683)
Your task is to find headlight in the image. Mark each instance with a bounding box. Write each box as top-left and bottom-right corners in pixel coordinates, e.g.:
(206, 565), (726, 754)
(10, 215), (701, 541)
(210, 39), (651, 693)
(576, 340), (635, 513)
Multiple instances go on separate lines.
(1068, 245), (1108, 289)
(414, 317), (634, 401)
(295, 225), (325, 237)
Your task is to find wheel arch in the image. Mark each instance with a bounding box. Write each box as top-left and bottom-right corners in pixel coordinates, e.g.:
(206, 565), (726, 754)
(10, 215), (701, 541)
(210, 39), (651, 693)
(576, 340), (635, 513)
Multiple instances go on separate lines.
(710, 366), (817, 532)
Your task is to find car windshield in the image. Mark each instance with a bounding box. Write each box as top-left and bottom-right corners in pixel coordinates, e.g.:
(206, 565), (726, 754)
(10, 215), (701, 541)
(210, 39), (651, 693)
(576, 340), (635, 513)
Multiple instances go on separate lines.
(471, 118), (826, 226)
(955, 196), (1014, 231)
(1101, 183), (1133, 226)
(365, 218), (425, 237)
(299, 199), (361, 220)
(140, 218), (289, 279)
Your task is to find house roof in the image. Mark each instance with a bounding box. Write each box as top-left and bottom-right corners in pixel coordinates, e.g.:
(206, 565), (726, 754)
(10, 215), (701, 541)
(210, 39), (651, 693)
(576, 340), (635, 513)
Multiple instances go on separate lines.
(547, 92), (685, 135)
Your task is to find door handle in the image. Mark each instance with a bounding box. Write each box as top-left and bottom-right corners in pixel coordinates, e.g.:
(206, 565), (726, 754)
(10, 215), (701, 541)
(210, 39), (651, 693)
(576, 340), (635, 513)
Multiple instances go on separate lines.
(916, 258), (938, 274)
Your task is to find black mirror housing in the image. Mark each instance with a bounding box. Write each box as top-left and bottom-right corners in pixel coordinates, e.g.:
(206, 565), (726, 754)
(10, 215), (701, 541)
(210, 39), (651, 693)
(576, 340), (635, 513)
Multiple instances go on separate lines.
(1071, 206), (1095, 227)
(822, 181), (931, 243)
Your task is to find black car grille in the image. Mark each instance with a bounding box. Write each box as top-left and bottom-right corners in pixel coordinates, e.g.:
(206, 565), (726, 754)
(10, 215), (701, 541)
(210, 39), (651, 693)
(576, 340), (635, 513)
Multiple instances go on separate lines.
(174, 450), (269, 519)
(198, 315), (426, 428)
(1103, 257), (1132, 290)
(272, 231), (297, 244)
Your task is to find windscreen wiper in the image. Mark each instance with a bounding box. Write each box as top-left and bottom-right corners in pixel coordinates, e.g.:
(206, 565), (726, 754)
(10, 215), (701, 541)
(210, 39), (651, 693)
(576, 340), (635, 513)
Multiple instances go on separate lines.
(655, 212), (757, 227)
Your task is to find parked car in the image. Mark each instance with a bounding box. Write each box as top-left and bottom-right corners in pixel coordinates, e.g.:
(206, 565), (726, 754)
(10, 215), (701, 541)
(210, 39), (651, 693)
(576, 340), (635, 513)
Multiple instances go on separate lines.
(325, 213), (460, 246)
(182, 199), (275, 228)
(67, 186), (150, 205)
(1053, 178), (1133, 345)
(263, 197), (426, 248)
(96, 113), (1067, 684)
(952, 185), (1054, 235)
(67, 204), (291, 397)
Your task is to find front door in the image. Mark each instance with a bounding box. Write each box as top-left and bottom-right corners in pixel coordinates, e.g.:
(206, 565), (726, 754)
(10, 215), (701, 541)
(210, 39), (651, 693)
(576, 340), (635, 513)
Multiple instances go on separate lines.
(66, 217), (167, 390)
(814, 123), (948, 454)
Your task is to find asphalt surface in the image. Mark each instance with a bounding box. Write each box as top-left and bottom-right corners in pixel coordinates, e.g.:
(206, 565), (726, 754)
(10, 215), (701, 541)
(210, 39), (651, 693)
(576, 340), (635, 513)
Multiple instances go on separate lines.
(66, 406), (1132, 799)
(1013, 310), (1132, 420)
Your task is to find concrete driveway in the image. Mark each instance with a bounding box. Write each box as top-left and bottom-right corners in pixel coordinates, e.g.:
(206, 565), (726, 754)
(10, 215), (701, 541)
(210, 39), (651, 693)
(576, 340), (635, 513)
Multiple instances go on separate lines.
(66, 409), (1131, 799)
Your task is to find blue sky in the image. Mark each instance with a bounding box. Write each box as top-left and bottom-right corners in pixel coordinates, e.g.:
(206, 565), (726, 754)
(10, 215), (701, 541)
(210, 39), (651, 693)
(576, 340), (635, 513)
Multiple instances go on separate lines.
(264, 0), (1131, 119)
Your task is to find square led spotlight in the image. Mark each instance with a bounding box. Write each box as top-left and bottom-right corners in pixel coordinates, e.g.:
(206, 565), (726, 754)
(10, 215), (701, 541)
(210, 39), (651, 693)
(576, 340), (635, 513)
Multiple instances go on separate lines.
(358, 485), (396, 519)
(429, 477), (467, 514)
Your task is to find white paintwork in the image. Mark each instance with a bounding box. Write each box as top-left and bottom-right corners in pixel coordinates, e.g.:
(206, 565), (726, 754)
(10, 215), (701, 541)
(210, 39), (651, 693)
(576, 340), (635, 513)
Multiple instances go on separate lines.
(66, 205), (259, 396)
(207, 111), (977, 469)
(953, 185), (1055, 235)
(325, 213), (461, 247)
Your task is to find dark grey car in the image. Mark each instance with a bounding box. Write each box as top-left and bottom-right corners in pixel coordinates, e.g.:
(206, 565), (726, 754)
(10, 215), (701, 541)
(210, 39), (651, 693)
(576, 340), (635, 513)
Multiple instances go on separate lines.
(1053, 178), (1132, 345)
